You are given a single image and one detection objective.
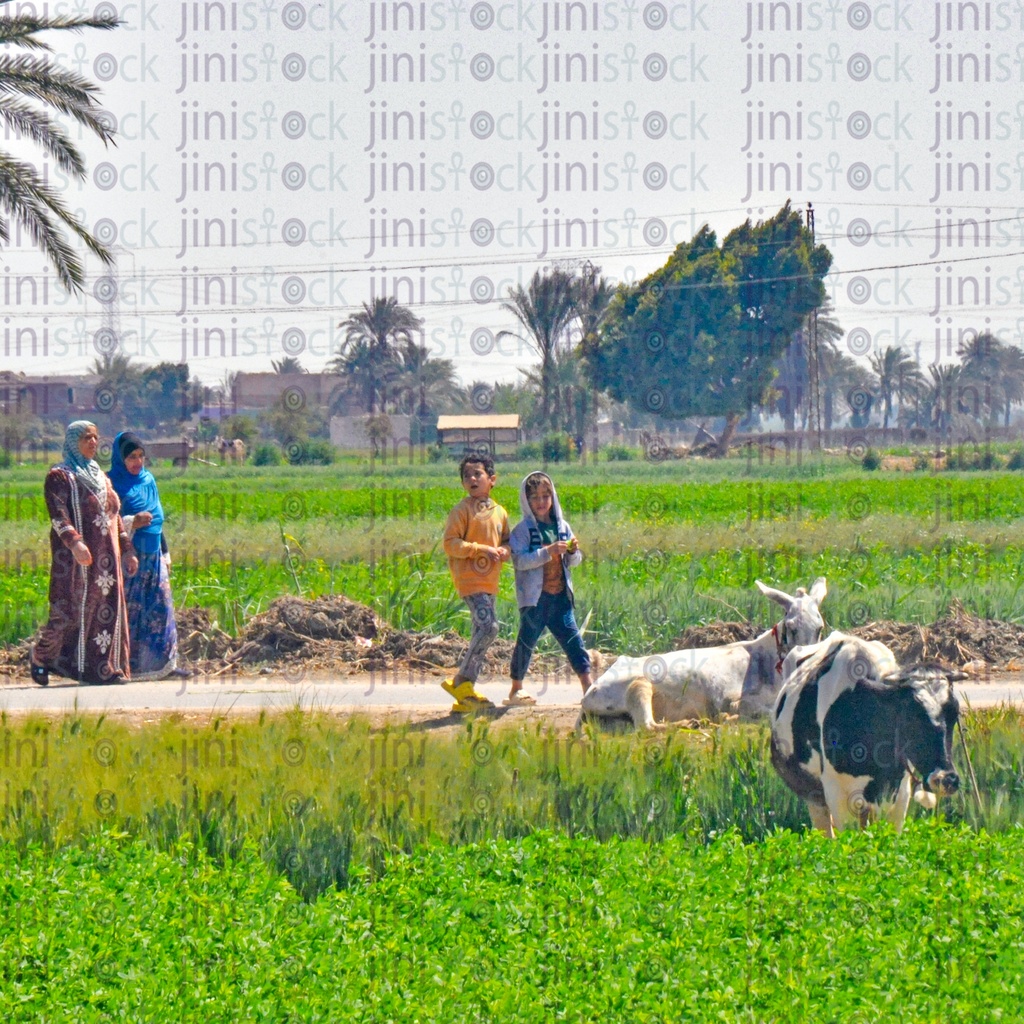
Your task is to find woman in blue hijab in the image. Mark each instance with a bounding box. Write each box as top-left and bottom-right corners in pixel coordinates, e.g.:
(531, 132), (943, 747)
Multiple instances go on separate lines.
(109, 432), (187, 680)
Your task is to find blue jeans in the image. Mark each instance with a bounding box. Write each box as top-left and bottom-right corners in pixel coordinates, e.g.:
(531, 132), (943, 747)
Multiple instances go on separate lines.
(510, 591), (590, 680)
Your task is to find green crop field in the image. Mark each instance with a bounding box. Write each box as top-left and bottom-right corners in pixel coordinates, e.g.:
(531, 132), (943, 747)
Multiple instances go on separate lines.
(3, 827), (1023, 1022)
(2, 455), (1024, 648)
(0, 710), (1023, 1021)
(4, 441), (1024, 1024)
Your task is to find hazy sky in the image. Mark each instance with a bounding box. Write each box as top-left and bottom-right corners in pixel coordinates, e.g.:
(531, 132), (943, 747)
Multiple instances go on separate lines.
(4, 0), (1024, 387)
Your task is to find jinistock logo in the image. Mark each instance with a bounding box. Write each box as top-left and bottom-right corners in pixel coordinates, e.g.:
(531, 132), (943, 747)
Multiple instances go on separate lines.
(363, 1), (711, 40)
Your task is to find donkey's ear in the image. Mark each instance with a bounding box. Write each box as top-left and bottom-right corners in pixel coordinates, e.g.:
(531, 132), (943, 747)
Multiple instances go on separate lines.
(809, 577), (827, 605)
(755, 580), (793, 610)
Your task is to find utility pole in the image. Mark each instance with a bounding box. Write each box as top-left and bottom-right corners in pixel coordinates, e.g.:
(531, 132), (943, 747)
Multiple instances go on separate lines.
(805, 204), (822, 451)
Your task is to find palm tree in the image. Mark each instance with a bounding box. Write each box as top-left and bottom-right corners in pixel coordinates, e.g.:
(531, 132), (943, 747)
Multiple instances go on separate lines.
(892, 350), (925, 427)
(89, 351), (140, 419)
(869, 346), (921, 430)
(818, 347), (868, 431)
(926, 363), (964, 434)
(520, 345), (593, 436)
(499, 268), (577, 432)
(390, 339), (461, 416)
(330, 298), (424, 414)
(958, 330), (1004, 423)
(998, 345), (1024, 428)
(803, 298), (844, 434)
(773, 331), (809, 431)
(0, 5), (119, 292)
(773, 298), (844, 432)
(91, 351), (141, 398)
(574, 262), (615, 360)
(271, 356), (305, 374)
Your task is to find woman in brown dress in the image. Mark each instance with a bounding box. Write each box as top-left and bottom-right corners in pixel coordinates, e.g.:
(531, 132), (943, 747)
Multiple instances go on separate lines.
(30, 421), (138, 685)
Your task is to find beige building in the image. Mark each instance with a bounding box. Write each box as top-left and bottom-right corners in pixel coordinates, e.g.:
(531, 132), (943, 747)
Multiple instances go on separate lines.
(436, 415), (520, 452)
(231, 372), (354, 414)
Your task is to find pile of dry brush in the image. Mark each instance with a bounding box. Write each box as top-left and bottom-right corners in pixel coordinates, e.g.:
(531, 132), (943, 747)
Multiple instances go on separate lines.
(4, 597), (1024, 680)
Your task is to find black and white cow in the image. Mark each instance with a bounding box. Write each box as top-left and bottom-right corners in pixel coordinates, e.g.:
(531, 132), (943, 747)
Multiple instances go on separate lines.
(771, 632), (961, 836)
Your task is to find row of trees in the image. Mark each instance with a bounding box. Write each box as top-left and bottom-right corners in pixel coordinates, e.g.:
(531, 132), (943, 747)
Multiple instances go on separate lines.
(328, 203), (1024, 448)
(776, 330), (1024, 435)
(333, 205), (834, 454)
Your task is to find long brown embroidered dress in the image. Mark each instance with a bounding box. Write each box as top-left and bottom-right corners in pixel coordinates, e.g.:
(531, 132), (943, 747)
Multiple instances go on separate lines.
(34, 467), (132, 683)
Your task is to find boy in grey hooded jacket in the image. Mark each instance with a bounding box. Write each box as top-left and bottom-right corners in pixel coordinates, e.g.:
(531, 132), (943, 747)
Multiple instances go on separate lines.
(506, 471), (593, 705)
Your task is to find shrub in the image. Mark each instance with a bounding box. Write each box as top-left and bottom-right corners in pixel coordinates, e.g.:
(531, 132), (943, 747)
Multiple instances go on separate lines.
(518, 442), (541, 461)
(541, 433), (573, 462)
(1007, 446), (1024, 470)
(603, 444), (635, 462)
(913, 454), (931, 471)
(301, 439), (336, 465)
(861, 448), (881, 471)
(252, 443), (282, 466)
(946, 448), (1004, 471)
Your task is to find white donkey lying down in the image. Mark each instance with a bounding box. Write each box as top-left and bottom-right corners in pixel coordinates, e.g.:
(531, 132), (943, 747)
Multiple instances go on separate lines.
(578, 578), (827, 731)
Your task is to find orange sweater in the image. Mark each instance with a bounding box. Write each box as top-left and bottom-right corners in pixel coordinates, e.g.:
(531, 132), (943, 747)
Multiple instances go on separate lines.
(443, 495), (510, 596)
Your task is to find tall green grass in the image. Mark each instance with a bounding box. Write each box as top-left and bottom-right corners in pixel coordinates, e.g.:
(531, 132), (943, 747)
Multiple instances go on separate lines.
(0, 709), (1020, 902)
(3, 538), (1023, 648)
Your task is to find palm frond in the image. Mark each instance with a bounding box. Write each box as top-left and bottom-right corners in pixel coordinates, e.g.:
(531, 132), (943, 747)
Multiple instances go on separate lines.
(0, 55), (115, 142)
(0, 100), (85, 175)
(0, 13), (119, 50)
(0, 10), (119, 292)
(0, 152), (113, 291)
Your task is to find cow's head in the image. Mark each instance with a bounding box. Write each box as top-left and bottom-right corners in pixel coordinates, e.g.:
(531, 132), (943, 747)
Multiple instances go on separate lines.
(756, 577), (827, 652)
(894, 668), (961, 806)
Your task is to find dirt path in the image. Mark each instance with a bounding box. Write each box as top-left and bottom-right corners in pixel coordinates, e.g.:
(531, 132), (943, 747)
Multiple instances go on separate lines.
(0, 668), (588, 732)
(2, 668), (1021, 732)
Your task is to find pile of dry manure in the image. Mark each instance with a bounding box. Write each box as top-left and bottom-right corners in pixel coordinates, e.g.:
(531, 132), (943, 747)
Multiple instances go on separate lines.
(853, 600), (1024, 669)
(186, 595), (523, 675)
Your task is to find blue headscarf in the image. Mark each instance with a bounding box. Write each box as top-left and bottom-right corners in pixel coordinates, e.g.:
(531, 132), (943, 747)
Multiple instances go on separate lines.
(109, 431), (165, 553)
(60, 420), (107, 498)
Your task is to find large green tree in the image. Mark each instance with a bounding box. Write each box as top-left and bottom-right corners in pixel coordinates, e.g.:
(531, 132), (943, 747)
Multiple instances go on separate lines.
(590, 203), (832, 454)
(0, 3), (119, 292)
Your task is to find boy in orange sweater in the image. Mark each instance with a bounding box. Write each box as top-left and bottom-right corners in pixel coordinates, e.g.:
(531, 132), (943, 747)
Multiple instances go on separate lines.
(441, 453), (510, 712)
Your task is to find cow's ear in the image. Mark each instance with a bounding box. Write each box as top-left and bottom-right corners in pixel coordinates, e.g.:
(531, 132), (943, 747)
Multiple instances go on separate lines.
(809, 577), (827, 606)
(755, 580), (792, 610)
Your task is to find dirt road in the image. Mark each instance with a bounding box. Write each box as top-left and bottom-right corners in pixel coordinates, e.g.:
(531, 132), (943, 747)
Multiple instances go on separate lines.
(2, 669), (1022, 730)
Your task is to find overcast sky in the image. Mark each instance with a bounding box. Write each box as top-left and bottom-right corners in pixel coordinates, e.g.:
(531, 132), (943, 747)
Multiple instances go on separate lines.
(4, 0), (1023, 387)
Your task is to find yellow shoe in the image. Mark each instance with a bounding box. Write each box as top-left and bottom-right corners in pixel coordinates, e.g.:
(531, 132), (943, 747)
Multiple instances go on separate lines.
(443, 679), (495, 711)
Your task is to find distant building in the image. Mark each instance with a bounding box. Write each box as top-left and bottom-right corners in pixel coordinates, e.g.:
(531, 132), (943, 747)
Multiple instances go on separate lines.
(330, 414), (414, 451)
(0, 372), (101, 420)
(232, 372), (353, 414)
(436, 415), (520, 453)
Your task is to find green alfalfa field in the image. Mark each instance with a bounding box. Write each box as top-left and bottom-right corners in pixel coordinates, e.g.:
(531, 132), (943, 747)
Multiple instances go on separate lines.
(3, 453), (1024, 647)
(1, 707), (1024, 1021)
(2, 452), (1024, 1019)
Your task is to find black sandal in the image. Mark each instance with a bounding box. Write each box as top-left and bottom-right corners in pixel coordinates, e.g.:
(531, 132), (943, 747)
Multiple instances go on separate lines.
(29, 654), (49, 687)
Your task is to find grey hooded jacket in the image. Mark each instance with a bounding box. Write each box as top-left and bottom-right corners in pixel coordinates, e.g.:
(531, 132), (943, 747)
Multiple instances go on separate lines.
(509, 471), (583, 609)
